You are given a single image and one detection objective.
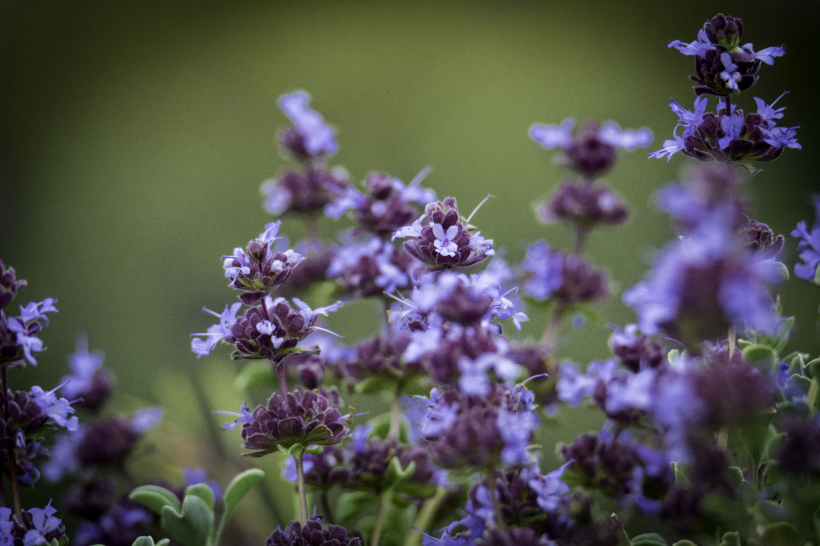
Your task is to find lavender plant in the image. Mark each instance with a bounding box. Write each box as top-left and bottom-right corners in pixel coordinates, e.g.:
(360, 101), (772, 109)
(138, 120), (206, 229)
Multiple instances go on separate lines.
(4, 11), (820, 546)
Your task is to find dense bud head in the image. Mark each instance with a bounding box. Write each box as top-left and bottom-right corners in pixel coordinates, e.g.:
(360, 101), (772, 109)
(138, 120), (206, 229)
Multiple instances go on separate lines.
(608, 324), (666, 373)
(537, 180), (629, 230)
(75, 417), (140, 467)
(704, 14), (743, 49)
(561, 123), (617, 177)
(777, 418), (820, 477)
(342, 330), (422, 384)
(72, 501), (151, 546)
(553, 254), (610, 306)
(62, 475), (116, 520)
(691, 362), (773, 430)
(0, 261), (26, 310)
(561, 434), (639, 496)
(396, 197), (495, 278)
(4, 504), (67, 546)
(262, 166), (349, 216)
(266, 520), (361, 546)
(741, 216), (783, 259)
(0, 389), (47, 439)
(241, 389), (347, 455)
(73, 370), (114, 412)
(297, 356), (325, 389)
(352, 172), (421, 235)
(299, 446), (349, 489)
(346, 437), (435, 493)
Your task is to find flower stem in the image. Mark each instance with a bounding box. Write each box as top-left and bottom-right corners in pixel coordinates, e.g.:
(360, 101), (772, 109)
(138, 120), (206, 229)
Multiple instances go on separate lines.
(277, 360), (289, 400)
(295, 453), (309, 526)
(484, 471), (506, 531)
(404, 486), (447, 546)
(1, 366), (21, 518)
(371, 492), (389, 546)
(388, 386), (402, 442)
(727, 327), (736, 360)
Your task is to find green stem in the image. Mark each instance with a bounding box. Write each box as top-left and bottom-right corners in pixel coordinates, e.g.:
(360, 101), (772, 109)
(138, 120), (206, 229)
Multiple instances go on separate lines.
(1, 366), (21, 518)
(388, 386), (402, 442)
(277, 360), (289, 399)
(371, 493), (389, 546)
(484, 472), (506, 531)
(296, 453), (309, 526)
(405, 486), (447, 546)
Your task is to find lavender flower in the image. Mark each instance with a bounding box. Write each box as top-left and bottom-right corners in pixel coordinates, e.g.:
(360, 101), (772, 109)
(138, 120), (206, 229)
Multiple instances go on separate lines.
(261, 166), (349, 216)
(278, 91), (338, 157)
(222, 221), (306, 304)
(521, 244), (609, 306)
(649, 95), (799, 164)
(29, 383), (79, 432)
(792, 194), (820, 284)
(3, 502), (67, 546)
(266, 520), (360, 546)
(231, 389), (348, 457)
(1, 298), (58, 366)
(192, 297), (342, 361)
(325, 169), (436, 235)
(326, 236), (414, 297)
(669, 14), (785, 96)
(60, 334), (112, 411)
(530, 119), (652, 177)
(623, 213), (778, 349)
(393, 197), (495, 279)
(190, 302), (241, 358)
(497, 408), (538, 466)
(536, 180), (629, 230)
(0, 261), (26, 310)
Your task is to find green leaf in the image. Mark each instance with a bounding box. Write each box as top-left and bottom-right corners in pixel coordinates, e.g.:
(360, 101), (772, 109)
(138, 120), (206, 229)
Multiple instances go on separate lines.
(129, 485), (181, 515)
(742, 344), (778, 375)
(761, 522), (802, 546)
(368, 413), (409, 443)
(131, 538), (171, 546)
(160, 495), (214, 546)
(185, 483), (215, 511)
(726, 466), (744, 487)
(221, 469), (265, 525)
(671, 542), (697, 546)
(671, 462), (691, 487)
(630, 533), (668, 546)
(772, 261), (789, 281)
(234, 361), (277, 390)
(355, 376), (392, 394)
(806, 357), (820, 381)
(719, 531), (740, 546)
(740, 410), (776, 469)
(336, 491), (377, 524)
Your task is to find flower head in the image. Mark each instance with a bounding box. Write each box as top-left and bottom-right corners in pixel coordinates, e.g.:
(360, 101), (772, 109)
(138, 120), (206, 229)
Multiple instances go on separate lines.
(530, 119), (652, 177)
(1, 298), (58, 366)
(222, 221), (306, 304)
(278, 91), (338, 157)
(393, 197), (494, 279)
(792, 194), (820, 284)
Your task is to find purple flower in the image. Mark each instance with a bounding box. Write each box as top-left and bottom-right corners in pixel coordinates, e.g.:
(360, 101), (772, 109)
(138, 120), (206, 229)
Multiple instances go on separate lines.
(521, 242), (563, 300)
(0, 261), (27, 310)
(278, 91), (338, 156)
(536, 181), (629, 229)
(792, 195), (820, 284)
(222, 221), (306, 304)
(458, 353), (522, 396)
(22, 502), (63, 546)
(190, 302), (241, 358)
(29, 384), (79, 432)
(528, 461), (572, 512)
(668, 29), (716, 58)
(718, 52), (741, 93)
(718, 111), (745, 149)
(624, 213), (778, 348)
(393, 197), (494, 279)
(530, 119), (651, 177)
(557, 360), (617, 406)
(744, 44), (785, 66)
(215, 402), (255, 430)
(414, 389), (460, 440)
(325, 169), (436, 235)
(2, 298), (58, 366)
(497, 409), (538, 466)
(261, 166), (349, 216)
(326, 236), (414, 297)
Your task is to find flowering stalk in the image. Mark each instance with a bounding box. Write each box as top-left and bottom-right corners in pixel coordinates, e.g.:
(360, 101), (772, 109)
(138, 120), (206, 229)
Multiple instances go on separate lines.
(0, 366), (20, 519)
(295, 452), (309, 526)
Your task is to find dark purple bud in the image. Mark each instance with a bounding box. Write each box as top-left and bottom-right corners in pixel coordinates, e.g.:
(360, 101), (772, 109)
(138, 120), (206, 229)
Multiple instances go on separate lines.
(537, 180), (629, 231)
(0, 260), (27, 310)
(552, 254), (609, 306)
(241, 389), (347, 456)
(298, 356), (325, 390)
(63, 475), (116, 520)
(74, 417), (140, 467)
(266, 520), (361, 546)
(559, 123), (618, 177)
(346, 437), (435, 494)
(741, 216), (783, 259)
(704, 14), (743, 49)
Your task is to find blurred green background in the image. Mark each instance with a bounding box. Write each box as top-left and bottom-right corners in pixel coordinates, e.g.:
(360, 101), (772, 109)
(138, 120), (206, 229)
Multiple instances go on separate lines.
(1, 0), (819, 540)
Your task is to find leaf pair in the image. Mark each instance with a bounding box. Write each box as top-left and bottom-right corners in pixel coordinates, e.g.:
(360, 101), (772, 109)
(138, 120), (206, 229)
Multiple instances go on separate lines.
(128, 468), (265, 546)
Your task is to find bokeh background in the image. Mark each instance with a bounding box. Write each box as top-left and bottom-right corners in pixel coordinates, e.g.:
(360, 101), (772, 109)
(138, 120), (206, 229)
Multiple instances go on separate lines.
(1, 0), (819, 541)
